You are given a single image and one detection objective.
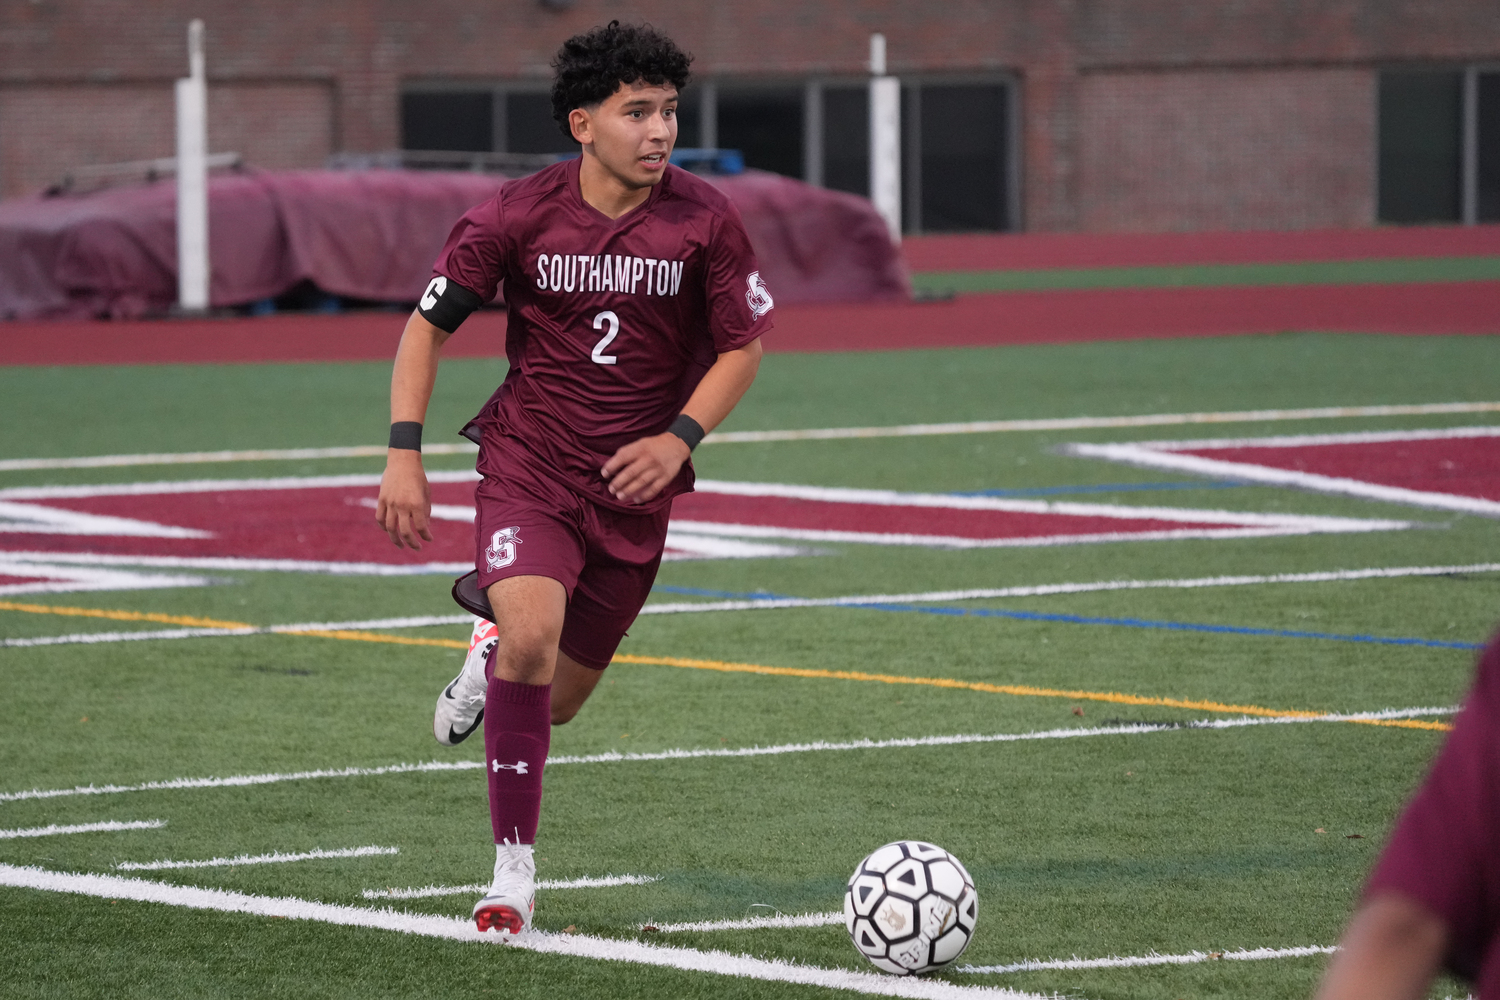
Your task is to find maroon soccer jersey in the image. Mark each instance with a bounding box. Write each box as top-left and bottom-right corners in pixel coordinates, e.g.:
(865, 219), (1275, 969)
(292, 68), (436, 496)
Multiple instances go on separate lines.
(422, 157), (773, 513)
(1365, 634), (1500, 995)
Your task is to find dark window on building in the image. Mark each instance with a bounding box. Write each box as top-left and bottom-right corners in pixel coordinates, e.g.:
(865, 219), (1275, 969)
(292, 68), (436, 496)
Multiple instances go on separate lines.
(823, 87), (869, 197)
(917, 84), (1008, 232)
(401, 91), (492, 152)
(1479, 73), (1500, 223)
(1379, 71), (1462, 224)
(674, 87), (702, 149)
(899, 82), (1011, 233)
(718, 87), (804, 178)
(507, 92), (578, 155)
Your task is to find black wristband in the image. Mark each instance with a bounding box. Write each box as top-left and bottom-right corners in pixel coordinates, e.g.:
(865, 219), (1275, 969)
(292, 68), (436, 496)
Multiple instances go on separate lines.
(667, 414), (705, 451)
(389, 421), (423, 451)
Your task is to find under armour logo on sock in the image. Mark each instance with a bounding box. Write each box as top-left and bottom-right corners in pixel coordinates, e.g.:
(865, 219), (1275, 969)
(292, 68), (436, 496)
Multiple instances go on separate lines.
(492, 759), (529, 774)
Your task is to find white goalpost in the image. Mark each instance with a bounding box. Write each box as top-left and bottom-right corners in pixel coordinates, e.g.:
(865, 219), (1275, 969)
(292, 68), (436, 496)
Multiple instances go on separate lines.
(868, 33), (901, 243)
(175, 19), (209, 313)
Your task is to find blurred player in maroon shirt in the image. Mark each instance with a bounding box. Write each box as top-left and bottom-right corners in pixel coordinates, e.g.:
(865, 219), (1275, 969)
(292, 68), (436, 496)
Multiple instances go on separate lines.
(1315, 633), (1500, 999)
(373, 22), (771, 934)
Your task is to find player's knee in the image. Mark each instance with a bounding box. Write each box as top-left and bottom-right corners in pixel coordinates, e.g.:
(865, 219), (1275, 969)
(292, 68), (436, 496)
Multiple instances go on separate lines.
(491, 637), (554, 684)
(550, 702), (580, 726)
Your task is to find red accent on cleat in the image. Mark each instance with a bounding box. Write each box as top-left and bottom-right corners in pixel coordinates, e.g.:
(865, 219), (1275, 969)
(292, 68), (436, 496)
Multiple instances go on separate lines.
(475, 904), (527, 934)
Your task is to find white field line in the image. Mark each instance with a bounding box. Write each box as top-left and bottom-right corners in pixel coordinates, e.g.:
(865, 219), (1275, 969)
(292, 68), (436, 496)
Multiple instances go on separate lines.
(369, 494), (1400, 548)
(0, 759), (486, 803)
(386, 500), (814, 560)
(13, 561), (1493, 649)
(3, 627), (257, 648)
(1066, 442), (1500, 518)
(116, 845), (397, 872)
(703, 403), (1500, 444)
(646, 911), (845, 933)
(364, 874), (662, 900)
(0, 473), (1403, 531)
(1116, 424), (1500, 452)
(0, 560), (216, 597)
(690, 479), (1407, 529)
(0, 709), (1456, 805)
(665, 523), (1396, 550)
(638, 562), (1500, 615)
(0, 444), (477, 472)
(0, 819), (165, 840)
(3, 403), (1494, 471)
(661, 532), (814, 560)
(2, 614), (473, 649)
(0, 471), (476, 501)
(0, 500), (211, 538)
(958, 944), (1337, 974)
(0, 865), (1043, 1000)
(0, 550), (471, 577)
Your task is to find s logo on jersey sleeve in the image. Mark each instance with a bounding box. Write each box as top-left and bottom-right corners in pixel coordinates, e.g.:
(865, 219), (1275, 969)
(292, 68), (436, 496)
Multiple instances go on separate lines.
(745, 271), (774, 320)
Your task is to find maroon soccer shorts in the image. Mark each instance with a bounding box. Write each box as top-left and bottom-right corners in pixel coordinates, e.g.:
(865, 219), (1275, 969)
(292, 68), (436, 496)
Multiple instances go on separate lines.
(473, 458), (668, 671)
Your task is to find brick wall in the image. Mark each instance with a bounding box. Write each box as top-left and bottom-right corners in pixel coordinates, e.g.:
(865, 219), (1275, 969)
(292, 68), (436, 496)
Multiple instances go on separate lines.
(0, 81), (335, 197)
(0, 85), (173, 197)
(208, 83), (337, 172)
(1076, 68), (1376, 232)
(1, 0), (1497, 229)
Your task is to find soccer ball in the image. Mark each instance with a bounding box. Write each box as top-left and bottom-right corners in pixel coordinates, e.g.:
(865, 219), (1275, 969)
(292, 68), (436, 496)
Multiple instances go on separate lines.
(844, 841), (977, 975)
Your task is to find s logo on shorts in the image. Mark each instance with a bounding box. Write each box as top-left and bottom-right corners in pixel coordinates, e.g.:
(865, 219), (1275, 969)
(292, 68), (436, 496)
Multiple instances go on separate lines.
(485, 526), (522, 571)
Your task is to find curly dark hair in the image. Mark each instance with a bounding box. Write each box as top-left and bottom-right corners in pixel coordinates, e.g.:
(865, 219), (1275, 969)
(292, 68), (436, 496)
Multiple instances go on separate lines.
(551, 21), (692, 141)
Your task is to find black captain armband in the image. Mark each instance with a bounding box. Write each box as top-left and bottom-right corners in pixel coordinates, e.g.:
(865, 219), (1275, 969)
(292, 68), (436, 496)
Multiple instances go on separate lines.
(389, 421), (423, 452)
(668, 414), (705, 451)
(416, 275), (484, 333)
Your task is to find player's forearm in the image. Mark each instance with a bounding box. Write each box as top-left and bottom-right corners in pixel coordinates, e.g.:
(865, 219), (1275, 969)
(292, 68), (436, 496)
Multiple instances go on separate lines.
(679, 338), (762, 433)
(390, 311), (451, 426)
(1314, 894), (1447, 1000)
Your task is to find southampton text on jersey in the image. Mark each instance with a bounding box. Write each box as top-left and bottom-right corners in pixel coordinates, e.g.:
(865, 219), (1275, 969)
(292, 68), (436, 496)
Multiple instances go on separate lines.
(535, 252), (686, 297)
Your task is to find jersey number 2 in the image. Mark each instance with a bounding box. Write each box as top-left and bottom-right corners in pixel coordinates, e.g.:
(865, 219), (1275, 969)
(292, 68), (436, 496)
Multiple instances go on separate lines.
(591, 310), (620, 365)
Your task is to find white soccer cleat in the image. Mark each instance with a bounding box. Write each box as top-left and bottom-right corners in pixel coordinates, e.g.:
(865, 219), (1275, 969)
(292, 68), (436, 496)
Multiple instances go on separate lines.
(434, 617), (498, 746)
(473, 839), (535, 934)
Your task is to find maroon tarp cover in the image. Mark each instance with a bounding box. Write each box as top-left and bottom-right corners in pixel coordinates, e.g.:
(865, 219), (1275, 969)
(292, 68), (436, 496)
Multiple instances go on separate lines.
(0, 167), (908, 320)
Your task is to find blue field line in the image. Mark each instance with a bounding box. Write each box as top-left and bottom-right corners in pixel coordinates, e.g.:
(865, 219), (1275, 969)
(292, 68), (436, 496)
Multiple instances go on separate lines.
(858, 602), (1484, 650)
(651, 585), (790, 600)
(949, 481), (1243, 497)
(649, 585), (1481, 650)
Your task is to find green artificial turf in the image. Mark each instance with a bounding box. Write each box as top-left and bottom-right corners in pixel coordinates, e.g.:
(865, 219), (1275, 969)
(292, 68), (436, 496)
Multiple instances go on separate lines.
(2, 331), (1498, 998)
(909, 255), (1500, 296)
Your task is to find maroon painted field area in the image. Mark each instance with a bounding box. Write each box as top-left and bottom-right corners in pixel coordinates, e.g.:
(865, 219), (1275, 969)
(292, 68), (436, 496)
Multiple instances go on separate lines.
(0, 478), (1288, 575)
(1179, 435), (1500, 502)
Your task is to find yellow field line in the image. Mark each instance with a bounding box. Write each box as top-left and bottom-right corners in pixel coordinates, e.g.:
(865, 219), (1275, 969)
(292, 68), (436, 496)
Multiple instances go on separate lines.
(612, 654), (1454, 732)
(0, 599), (249, 631)
(1, 599), (1452, 731)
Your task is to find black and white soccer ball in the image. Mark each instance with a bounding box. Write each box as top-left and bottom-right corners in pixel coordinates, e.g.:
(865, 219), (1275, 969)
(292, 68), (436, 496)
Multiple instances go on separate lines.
(844, 840), (978, 975)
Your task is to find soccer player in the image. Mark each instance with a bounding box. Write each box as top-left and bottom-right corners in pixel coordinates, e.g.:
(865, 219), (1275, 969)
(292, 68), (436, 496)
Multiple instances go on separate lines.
(373, 22), (772, 935)
(1314, 631), (1500, 999)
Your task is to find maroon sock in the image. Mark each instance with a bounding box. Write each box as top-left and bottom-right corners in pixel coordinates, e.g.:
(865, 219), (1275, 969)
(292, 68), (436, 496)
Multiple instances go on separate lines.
(483, 664), (551, 846)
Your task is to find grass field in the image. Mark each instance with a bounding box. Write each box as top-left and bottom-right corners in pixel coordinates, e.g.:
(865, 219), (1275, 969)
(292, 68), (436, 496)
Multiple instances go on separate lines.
(2, 329), (1498, 999)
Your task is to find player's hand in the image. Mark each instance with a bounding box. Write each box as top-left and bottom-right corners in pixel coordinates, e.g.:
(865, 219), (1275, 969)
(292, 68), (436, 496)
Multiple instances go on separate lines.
(375, 449), (434, 549)
(601, 433), (690, 505)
